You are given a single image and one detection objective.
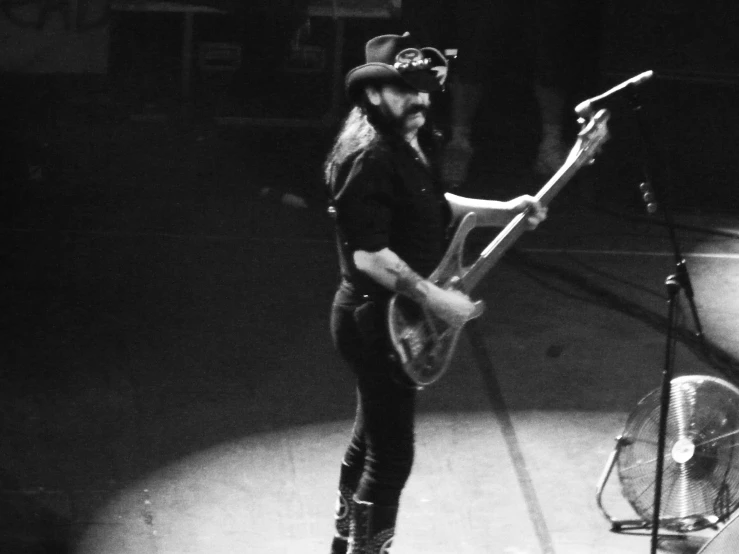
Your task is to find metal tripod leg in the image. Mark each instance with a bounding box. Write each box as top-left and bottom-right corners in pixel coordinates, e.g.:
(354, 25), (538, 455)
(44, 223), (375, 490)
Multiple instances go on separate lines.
(596, 435), (650, 531)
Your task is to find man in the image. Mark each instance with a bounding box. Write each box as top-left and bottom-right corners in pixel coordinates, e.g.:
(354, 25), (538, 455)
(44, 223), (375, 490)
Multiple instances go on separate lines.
(324, 33), (547, 554)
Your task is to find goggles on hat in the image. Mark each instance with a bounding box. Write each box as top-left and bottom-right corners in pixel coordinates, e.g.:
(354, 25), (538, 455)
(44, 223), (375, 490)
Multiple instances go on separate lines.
(393, 48), (433, 73)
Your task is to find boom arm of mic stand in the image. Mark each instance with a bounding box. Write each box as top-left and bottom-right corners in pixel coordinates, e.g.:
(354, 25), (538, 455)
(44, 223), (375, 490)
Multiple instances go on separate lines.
(575, 70), (654, 118)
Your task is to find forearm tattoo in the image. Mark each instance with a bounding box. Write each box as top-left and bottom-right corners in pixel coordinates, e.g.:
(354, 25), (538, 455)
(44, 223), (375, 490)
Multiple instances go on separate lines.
(387, 261), (431, 304)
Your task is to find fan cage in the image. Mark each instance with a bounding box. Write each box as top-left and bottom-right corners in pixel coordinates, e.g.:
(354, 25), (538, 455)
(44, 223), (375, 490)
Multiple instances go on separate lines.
(617, 375), (739, 533)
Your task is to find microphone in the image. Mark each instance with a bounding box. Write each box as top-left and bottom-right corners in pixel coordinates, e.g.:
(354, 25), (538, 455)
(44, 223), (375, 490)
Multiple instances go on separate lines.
(574, 70), (654, 117)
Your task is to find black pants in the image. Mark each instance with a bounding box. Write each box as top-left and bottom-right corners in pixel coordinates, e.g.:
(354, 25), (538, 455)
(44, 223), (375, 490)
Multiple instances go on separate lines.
(330, 282), (417, 507)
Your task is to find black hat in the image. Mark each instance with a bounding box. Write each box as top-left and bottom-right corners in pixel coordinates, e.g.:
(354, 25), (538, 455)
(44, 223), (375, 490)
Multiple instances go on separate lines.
(345, 32), (448, 101)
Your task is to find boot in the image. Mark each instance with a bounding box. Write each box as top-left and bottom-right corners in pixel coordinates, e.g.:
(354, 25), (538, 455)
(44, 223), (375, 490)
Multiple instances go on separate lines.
(348, 497), (398, 554)
(330, 483), (354, 554)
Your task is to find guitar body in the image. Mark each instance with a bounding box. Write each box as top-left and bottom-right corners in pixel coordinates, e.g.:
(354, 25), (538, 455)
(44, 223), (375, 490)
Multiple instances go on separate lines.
(387, 212), (484, 387)
(387, 109), (611, 388)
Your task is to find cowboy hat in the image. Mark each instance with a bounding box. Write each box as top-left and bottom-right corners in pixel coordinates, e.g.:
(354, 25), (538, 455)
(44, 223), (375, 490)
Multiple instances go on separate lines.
(345, 33), (448, 100)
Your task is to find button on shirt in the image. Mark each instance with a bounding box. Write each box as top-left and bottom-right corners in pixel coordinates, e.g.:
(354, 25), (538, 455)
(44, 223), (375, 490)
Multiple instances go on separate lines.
(331, 133), (451, 297)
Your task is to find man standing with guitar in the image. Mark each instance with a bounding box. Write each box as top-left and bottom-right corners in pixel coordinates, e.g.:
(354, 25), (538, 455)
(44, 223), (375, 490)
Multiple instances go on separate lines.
(324, 33), (548, 554)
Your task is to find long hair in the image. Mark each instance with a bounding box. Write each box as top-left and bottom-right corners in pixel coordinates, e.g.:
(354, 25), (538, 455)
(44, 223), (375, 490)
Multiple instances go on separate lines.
(323, 100), (443, 189)
(323, 104), (379, 189)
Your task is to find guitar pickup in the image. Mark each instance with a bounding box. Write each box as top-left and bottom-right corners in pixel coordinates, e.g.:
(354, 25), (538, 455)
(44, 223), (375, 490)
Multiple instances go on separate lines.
(400, 332), (423, 360)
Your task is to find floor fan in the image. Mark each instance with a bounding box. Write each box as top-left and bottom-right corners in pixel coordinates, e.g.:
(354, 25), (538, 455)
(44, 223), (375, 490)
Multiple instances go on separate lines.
(597, 375), (739, 534)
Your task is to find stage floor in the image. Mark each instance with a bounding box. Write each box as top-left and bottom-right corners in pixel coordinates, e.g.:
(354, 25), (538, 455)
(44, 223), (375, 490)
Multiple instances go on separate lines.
(3, 117), (739, 554)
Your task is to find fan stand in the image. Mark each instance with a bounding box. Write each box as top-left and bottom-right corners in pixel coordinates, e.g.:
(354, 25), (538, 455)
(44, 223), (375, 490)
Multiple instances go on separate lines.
(595, 434), (721, 535)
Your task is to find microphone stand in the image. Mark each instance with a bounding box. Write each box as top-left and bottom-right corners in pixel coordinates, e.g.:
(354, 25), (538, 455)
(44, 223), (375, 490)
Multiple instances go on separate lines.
(625, 80), (706, 554)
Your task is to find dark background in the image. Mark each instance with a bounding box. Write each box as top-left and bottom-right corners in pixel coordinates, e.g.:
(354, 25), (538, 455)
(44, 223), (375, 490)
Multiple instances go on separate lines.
(2, 1), (739, 552)
(3, 0), (739, 210)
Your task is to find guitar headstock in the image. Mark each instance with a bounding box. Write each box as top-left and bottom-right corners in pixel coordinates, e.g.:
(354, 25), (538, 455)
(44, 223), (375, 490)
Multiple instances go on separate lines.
(574, 109), (610, 165)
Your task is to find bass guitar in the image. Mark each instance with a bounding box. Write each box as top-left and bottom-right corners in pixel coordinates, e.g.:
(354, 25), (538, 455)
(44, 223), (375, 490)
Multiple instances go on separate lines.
(387, 109), (611, 387)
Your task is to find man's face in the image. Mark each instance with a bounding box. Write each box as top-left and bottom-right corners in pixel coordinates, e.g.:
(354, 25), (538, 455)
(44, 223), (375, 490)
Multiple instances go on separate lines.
(367, 82), (431, 136)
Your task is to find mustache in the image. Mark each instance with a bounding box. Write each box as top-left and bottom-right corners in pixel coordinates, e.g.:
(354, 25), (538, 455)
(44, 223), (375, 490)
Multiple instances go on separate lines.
(405, 104), (429, 116)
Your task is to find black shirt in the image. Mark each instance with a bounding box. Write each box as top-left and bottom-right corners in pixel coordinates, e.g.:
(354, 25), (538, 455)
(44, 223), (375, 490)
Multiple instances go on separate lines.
(331, 131), (451, 299)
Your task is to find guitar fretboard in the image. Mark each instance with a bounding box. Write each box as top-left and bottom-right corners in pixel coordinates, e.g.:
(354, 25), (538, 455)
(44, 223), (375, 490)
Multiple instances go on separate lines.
(460, 144), (593, 292)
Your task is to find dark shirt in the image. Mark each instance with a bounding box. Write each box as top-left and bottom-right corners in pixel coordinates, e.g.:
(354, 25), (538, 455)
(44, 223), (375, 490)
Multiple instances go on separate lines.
(330, 131), (451, 300)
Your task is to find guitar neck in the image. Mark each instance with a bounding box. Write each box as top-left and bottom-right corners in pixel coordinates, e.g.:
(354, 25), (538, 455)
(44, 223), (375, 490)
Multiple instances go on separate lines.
(461, 147), (588, 291)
